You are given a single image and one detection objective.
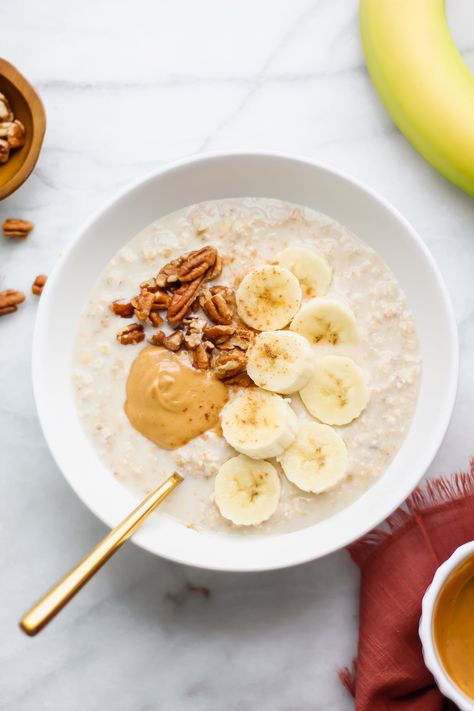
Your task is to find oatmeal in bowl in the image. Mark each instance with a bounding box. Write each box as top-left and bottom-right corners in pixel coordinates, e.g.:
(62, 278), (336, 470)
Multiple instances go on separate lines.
(73, 197), (421, 535)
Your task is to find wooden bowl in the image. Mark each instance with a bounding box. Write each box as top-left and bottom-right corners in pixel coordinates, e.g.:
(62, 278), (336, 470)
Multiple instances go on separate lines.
(0, 58), (46, 201)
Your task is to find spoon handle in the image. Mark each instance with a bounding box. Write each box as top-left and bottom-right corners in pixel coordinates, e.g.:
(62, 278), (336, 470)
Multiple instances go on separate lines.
(20, 472), (183, 636)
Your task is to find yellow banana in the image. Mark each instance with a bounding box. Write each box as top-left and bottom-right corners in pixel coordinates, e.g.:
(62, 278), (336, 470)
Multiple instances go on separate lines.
(360, 0), (474, 196)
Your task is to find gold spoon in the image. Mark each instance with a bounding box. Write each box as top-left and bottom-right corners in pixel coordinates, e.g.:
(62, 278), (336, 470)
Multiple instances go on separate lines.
(20, 473), (183, 636)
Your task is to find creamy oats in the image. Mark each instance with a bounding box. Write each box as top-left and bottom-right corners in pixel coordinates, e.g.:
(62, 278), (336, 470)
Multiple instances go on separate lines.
(72, 198), (421, 535)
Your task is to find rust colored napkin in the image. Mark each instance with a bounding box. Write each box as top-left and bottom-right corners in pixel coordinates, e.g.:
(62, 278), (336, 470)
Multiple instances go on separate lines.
(340, 459), (474, 711)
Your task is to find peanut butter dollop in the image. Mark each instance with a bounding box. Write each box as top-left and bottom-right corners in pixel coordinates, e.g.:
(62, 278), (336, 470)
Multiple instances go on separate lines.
(124, 346), (228, 450)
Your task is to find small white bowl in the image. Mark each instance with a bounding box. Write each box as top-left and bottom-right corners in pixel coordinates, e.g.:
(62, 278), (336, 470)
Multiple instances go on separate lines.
(33, 152), (458, 571)
(420, 542), (474, 709)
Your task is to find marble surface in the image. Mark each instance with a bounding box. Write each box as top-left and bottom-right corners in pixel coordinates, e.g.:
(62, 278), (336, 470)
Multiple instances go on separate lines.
(2, 1), (474, 709)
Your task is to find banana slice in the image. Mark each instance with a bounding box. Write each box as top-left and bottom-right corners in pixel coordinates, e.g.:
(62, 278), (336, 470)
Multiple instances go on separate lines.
(278, 422), (348, 494)
(300, 355), (369, 426)
(221, 388), (298, 459)
(247, 330), (314, 395)
(214, 454), (281, 526)
(275, 245), (332, 298)
(290, 297), (358, 347)
(236, 264), (302, 331)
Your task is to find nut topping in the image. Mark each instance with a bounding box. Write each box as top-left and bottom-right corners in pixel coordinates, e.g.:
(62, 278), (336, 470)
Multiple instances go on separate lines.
(32, 274), (47, 296)
(0, 94), (25, 164)
(219, 326), (254, 351)
(199, 289), (233, 324)
(149, 311), (164, 328)
(149, 329), (184, 351)
(177, 246), (217, 283)
(183, 317), (206, 349)
(110, 300), (135, 318)
(167, 277), (204, 325)
(213, 349), (248, 380)
(203, 323), (235, 345)
(192, 341), (214, 370)
(2, 218), (34, 239)
(155, 256), (185, 289)
(116, 323), (145, 345)
(131, 290), (155, 323)
(0, 289), (26, 316)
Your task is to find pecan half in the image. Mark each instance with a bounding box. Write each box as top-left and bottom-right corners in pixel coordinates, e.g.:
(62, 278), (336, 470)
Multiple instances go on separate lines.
(32, 274), (47, 296)
(192, 341), (214, 370)
(182, 317), (206, 349)
(203, 323), (235, 345)
(199, 289), (233, 324)
(213, 349), (247, 380)
(167, 277), (204, 325)
(2, 218), (34, 238)
(116, 323), (145, 345)
(177, 246), (217, 283)
(110, 300), (135, 318)
(0, 289), (25, 316)
(149, 329), (183, 351)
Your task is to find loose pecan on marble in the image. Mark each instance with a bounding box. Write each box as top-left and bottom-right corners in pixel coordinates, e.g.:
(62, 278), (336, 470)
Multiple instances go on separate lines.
(32, 274), (47, 296)
(0, 289), (25, 316)
(2, 218), (34, 238)
(116, 323), (145, 345)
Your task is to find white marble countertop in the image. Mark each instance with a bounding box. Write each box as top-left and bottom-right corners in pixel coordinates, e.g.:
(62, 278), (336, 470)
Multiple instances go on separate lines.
(2, 1), (474, 709)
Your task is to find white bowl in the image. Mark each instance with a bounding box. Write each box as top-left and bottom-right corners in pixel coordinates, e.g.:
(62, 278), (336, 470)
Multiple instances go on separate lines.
(420, 542), (474, 709)
(33, 152), (458, 572)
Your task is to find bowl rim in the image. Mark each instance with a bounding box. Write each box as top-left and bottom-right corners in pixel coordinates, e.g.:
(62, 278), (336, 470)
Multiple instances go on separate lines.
(419, 541), (474, 709)
(32, 151), (459, 571)
(0, 57), (46, 200)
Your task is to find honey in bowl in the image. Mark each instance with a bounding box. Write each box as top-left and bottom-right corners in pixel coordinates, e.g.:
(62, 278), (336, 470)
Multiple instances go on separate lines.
(433, 553), (474, 699)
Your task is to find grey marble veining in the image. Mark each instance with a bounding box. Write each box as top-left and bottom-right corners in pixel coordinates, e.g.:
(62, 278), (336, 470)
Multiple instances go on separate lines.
(1, 0), (474, 709)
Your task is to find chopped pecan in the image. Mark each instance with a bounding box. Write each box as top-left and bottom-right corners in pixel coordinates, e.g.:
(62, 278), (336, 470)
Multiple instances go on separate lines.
(149, 329), (183, 351)
(155, 256), (184, 289)
(0, 289), (25, 316)
(131, 290), (155, 323)
(0, 139), (9, 164)
(110, 300), (135, 318)
(210, 285), (235, 306)
(167, 277), (204, 325)
(203, 323), (235, 345)
(183, 317), (206, 349)
(116, 323), (145, 345)
(32, 274), (47, 296)
(213, 349), (248, 380)
(224, 372), (254, 387)
(177, 246), (217, 283)
(2, 218), (34, 238)
(150, 289), (171, 310)
(192, 341), (214, 370)
(219, 327), (254, 351)
(149, 311), (164, 328)
(199, 289), (233, 324)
